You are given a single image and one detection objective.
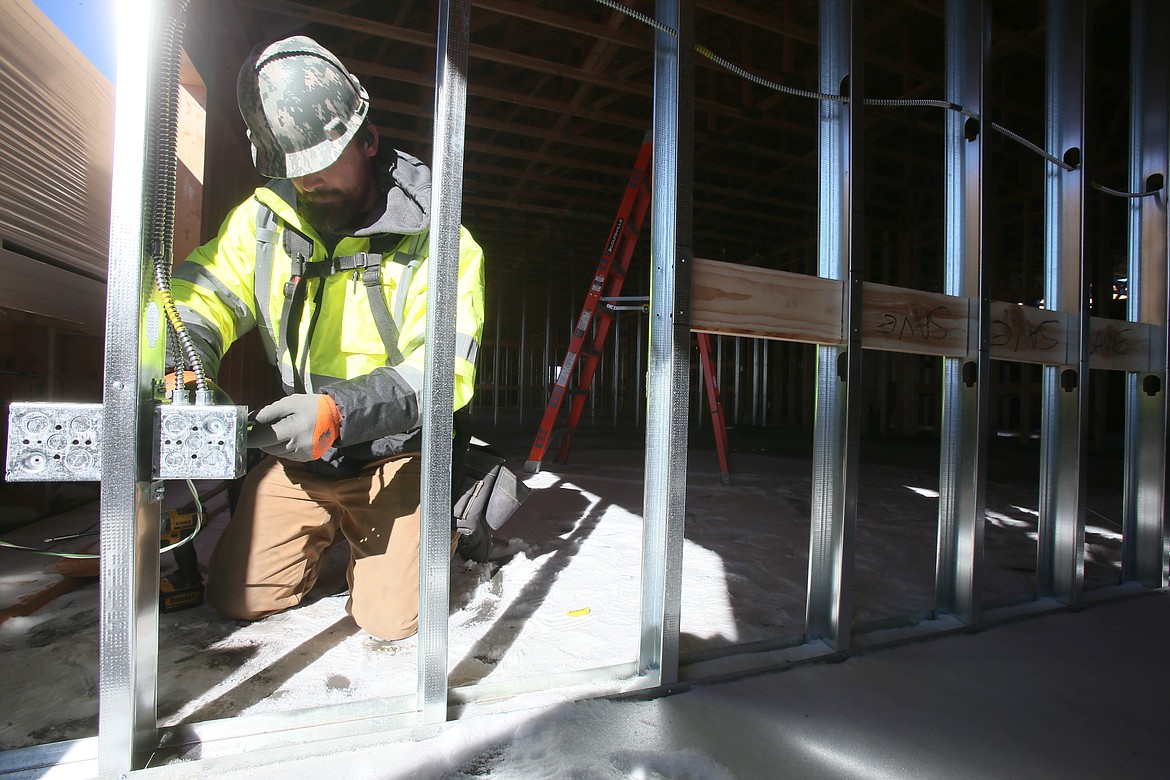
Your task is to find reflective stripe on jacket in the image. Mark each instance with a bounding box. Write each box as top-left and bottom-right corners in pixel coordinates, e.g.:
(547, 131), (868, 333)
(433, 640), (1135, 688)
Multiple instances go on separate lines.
(171, 178), (485, 465)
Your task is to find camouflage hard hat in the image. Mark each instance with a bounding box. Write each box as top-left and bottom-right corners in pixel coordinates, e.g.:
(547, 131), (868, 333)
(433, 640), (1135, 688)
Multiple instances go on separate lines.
(237, 36), (370, 178)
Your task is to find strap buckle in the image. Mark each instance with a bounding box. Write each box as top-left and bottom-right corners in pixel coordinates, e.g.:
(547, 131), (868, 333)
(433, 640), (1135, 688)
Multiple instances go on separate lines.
(353, 252), (384, 288)
(289, 253), (310, 278)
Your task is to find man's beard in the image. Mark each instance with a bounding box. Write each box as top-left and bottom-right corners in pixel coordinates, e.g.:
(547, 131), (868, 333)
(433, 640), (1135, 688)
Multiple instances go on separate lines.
(297, 190), (366, 235)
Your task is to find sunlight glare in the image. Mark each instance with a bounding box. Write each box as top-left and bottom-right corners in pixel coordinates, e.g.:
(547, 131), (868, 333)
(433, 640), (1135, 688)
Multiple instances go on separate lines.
(523, 471), (561, 490)
(986, 510), (1032, 528)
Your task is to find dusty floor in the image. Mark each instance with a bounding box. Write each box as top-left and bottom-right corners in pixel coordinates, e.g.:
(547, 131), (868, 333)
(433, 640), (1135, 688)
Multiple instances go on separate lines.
(0, 422), (1131, 757)
(134, 589), (1170, 780)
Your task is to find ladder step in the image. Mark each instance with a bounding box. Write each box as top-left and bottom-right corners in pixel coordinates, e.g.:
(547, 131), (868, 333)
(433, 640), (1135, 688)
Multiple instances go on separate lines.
(525, 138), (654, 469)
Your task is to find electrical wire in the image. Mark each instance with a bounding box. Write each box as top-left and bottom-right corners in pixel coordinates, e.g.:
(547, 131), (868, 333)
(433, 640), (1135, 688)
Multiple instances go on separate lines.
(592, 0), (672, 36)
(43, 521), (98, 544)
(161, 479), (205, 555)
(0, 540), (100, 559)
(148, 0), (209, 398)
(698, 44), (848, 104)
(863, 97), (1076, 171)
(1091, 180), (1163, 199)
(588, 0), (1165, 193)
(865, 99), (1163, 197)
(0, 480), (206, 560)
(593, 0), (847, 102)
(987, 121), (1074, 171)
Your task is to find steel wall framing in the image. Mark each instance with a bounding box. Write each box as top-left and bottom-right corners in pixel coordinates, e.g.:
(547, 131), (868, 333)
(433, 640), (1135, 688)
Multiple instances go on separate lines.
(637, 0), (693, 685)
(5, 1), (1167, 776)
(1037, 0), (1089, 604)
(417, 0), (470, 727)
(1123, 0), (1169, 589)
(805, 0), (863, 651)
(936, 0), (989, 626)
(99, 0), (168, 773)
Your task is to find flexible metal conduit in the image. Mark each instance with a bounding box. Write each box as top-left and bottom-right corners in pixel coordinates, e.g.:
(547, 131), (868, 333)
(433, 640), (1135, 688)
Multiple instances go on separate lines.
(147, 0), (208, 397)
(591, 0), (1163, 198)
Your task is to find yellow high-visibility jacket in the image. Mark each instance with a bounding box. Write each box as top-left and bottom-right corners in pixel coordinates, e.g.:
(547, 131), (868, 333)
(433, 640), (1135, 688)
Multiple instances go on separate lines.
(172, 151), (484, 470)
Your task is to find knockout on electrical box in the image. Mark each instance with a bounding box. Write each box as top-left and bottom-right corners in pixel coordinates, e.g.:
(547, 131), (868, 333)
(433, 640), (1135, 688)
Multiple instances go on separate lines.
(5, 401), (248, 483)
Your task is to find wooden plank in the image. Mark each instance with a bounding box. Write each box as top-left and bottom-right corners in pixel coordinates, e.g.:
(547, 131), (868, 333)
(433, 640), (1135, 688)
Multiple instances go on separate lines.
(174, 52), (207, 266)
(860, 282), (970, 357)
(692, 257), (843, 345)
(1088, 318), (1155, 372)
(694, 259), (1163, 372)
(988, 304), (1156, 371)
(693, 260), (972, 356)
(988, 302), (1071, 365)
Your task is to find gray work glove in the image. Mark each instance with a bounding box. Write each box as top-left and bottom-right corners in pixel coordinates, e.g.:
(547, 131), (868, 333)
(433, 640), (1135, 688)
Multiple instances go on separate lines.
(247, 393), (341, 462)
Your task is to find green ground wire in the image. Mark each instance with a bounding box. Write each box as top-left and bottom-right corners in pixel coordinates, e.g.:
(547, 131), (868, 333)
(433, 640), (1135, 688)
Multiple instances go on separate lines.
(0, 479), (206, 560)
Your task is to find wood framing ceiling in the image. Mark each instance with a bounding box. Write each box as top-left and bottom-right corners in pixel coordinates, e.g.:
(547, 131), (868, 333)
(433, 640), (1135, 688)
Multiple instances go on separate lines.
(204, 0), (1132, 315)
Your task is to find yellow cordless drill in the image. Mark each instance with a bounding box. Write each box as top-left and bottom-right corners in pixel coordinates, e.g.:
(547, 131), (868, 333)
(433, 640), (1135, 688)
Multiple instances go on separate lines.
(159, 508), (204, 612)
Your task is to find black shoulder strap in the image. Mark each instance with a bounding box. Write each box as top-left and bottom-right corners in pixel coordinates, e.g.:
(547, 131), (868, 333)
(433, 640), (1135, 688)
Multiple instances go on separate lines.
(276, 223), (319, 393)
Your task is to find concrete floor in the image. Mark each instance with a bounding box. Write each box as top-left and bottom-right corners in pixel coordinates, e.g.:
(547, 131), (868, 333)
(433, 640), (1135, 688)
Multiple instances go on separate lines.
(120, 587), (1168, 779)
(1, 421), (1161, 778)
(608, 590), (1170, 780)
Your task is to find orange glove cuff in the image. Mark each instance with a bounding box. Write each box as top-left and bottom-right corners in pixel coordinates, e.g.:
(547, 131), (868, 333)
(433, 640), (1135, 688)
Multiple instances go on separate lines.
(312, 394), (343, 459)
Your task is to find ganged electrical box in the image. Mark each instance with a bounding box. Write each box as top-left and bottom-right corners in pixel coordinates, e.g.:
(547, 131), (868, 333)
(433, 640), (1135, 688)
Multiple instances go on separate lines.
(5, 401), (249, 482)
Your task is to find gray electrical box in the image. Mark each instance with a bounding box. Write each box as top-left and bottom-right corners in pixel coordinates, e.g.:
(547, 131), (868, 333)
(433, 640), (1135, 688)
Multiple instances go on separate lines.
(5, 402), (104, 481)
(5, 401), (249, 482)
(153, 404), (249, 480)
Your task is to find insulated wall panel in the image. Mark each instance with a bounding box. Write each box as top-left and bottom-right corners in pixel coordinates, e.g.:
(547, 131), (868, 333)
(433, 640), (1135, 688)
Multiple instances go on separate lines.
(0, 0), (113, 280)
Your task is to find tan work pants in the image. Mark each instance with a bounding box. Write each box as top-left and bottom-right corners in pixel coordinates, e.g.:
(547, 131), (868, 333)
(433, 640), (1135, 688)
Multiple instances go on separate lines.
(206, 453), (442, 641)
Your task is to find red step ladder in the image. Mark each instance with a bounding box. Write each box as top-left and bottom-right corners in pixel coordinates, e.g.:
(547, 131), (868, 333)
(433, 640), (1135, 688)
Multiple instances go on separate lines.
(523, 138), (733, 484)
(697, 332), (732, 485)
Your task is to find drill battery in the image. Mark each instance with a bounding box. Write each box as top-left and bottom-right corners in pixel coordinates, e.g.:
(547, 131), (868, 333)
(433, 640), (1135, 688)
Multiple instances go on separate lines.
(160, 508), (204, 613)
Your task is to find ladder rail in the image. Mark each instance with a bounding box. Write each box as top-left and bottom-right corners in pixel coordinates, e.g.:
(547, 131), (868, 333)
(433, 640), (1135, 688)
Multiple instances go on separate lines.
(697, 332), (732, 485)
(524, 139), (653, 471)
(554, 185), (652, 462)
(524, 137), (733, 483)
